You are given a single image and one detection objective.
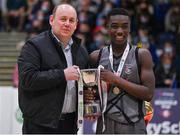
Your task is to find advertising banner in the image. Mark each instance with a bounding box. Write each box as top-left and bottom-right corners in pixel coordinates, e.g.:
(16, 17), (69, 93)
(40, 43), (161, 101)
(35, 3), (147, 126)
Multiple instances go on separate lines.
(0, 87), (22, 134)
(147, 88), (180, 134)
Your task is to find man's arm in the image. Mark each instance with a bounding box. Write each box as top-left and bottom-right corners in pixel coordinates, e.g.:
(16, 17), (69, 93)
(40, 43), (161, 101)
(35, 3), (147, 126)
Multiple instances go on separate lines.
(100, 48), (155, 101)
(18, 42), (66, 91)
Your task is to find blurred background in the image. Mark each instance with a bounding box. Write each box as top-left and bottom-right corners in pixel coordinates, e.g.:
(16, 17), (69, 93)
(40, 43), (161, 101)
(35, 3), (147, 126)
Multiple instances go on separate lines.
(0, 0), (180, 134)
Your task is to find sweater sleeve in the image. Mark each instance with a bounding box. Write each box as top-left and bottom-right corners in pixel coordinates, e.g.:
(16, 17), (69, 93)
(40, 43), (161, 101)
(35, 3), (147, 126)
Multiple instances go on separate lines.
(18, 41), (66, 92)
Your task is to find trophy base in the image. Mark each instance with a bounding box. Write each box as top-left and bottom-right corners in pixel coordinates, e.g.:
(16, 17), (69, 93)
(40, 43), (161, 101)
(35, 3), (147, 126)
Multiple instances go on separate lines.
(84, 103), (101, 117)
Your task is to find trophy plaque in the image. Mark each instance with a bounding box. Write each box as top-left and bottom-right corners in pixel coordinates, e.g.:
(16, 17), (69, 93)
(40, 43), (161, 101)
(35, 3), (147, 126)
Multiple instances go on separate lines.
(81, 69), (101, 117)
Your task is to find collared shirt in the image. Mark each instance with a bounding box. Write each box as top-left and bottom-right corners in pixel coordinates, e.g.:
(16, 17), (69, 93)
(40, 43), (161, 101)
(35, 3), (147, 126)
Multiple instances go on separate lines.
(52, 30), (76, 113)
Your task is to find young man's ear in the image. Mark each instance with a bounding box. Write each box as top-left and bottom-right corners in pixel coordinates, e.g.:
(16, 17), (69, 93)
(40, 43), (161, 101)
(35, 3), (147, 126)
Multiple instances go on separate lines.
(106, 23), (110, 29)
(129, 21), (131, 32)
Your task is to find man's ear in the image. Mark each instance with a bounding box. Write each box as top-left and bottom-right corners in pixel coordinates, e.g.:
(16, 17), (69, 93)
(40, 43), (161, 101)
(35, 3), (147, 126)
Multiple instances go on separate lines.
(49, 15), (53, 26)
(75, 19), (78, 30)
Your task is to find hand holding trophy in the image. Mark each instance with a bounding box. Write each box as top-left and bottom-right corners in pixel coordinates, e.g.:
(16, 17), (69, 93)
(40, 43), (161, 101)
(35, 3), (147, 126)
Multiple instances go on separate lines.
(84, 86), (100, 121)
(84, 87), (96, 103)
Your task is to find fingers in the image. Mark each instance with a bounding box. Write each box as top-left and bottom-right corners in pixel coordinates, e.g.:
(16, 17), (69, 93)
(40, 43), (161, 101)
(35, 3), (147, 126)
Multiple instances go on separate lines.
(64, 65), (79, 80)
(100, 69), (116, 83)
(73, 65), (79, 69)
(84, 96), (95, 103)
(84, 89), (96, 103)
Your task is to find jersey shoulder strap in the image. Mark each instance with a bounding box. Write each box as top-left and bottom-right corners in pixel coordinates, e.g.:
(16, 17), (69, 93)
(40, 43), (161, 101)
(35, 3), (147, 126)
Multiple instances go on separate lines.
(96, 48), (103, 67)
(135, 47), (141, 79)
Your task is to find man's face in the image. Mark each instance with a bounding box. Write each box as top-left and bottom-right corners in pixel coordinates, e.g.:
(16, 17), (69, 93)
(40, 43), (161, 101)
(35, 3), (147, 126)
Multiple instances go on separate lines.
(49, 5), (77, 39)
(108, 15), (130, 45)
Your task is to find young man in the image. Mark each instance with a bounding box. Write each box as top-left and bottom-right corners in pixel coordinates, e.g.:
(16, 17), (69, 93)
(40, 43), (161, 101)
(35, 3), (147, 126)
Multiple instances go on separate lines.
(90, 8), (155, 134)
(18, 4), (89, 134)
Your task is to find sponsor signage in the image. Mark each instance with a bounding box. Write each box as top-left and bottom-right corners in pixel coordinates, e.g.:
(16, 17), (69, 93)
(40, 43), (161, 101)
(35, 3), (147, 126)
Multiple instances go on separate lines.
(147, 88), (180, 134)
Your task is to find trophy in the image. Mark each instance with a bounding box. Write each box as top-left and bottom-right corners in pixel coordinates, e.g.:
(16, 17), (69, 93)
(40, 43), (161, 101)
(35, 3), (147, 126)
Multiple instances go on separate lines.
(77, 66), (107, 133)
(80, 69), (101, 117)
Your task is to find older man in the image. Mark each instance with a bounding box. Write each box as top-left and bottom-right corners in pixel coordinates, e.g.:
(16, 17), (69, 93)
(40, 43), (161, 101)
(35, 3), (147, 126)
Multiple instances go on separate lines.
(18, 4), (89, 134)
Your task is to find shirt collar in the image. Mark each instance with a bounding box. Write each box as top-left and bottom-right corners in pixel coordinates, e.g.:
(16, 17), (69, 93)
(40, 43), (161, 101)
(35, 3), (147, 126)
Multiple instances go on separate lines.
(51, 30), (73, 50)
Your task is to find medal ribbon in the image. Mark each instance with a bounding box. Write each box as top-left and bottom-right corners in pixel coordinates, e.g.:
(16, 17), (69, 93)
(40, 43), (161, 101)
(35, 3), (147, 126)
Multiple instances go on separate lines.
(98, 65), (107, 132)
(77, 68), (84, 134)
(109, 43), (130, 76)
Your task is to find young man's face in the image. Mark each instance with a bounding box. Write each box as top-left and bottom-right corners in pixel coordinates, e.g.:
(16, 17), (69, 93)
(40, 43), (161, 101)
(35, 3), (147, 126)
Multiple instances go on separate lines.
(108, 15), (130, 46)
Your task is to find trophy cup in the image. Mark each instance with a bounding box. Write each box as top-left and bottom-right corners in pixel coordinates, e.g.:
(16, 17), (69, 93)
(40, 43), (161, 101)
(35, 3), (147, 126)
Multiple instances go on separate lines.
(80, 69), (101, 117)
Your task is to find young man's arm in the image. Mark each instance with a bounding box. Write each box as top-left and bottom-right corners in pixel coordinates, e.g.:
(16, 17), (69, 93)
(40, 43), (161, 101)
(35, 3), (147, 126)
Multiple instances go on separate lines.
(89, 50), (100, 68)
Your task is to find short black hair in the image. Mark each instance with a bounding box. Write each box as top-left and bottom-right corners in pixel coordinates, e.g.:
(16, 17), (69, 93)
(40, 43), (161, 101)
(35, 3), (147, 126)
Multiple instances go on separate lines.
(107, 8), (130, 20)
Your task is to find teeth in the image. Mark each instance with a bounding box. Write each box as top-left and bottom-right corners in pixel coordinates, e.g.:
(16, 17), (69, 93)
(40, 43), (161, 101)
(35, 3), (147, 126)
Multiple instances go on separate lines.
(116, 36), (123, 38)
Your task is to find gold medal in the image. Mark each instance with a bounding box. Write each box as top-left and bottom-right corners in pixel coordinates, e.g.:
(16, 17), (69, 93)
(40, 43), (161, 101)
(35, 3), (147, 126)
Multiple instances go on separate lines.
(113, 86), (121, 95)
